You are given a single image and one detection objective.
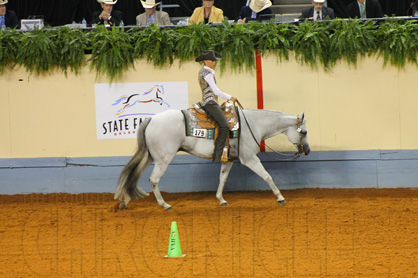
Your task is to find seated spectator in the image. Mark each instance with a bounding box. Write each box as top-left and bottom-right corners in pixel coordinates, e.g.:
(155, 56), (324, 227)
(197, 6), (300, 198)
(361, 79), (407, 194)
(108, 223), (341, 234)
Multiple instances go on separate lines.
(236, 0), (272, 23)
(299, 0), (335, 21)
(0, 0), (19, 29)
(413, 1), (418, 16)
(188, 0), (224, 25)
(137, 0), (172, 26)
(91, 0), (122, 26)
(347, 0), (383, 19)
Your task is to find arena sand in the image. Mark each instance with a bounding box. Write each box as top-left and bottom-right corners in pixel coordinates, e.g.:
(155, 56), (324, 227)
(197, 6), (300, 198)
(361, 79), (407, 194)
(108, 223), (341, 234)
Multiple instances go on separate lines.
(0, 188), (417, 278)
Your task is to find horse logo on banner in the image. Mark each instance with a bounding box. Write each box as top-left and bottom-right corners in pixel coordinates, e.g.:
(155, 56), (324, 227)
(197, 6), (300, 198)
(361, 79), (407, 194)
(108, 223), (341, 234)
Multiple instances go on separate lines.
(113, 85), (170, 116)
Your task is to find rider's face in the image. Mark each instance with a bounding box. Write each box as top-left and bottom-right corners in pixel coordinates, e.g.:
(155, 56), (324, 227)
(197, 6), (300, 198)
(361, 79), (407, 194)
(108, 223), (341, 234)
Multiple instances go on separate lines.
(203, 60), (216, 69)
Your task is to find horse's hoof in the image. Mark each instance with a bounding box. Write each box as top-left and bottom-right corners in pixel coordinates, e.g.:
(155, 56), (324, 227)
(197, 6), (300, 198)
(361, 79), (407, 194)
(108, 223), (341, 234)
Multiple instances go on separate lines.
(119, 201), (126, 210)
(220, 202), (228, 206)
(278, 200), (287, 206)
(165, 206), (172, 211)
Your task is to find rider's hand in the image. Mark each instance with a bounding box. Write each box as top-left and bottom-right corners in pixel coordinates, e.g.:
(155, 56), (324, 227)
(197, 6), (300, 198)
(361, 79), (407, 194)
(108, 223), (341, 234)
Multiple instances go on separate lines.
(230, 97), (237, 103)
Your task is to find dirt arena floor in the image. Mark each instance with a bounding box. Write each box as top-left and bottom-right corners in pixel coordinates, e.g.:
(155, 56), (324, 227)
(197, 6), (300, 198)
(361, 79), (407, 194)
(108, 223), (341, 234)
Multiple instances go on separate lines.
(0, 188), (418, 278)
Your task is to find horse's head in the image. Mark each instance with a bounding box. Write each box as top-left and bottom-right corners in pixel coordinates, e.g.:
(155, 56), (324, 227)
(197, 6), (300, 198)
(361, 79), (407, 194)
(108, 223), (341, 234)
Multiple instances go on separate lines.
(286, 111), (311, 155)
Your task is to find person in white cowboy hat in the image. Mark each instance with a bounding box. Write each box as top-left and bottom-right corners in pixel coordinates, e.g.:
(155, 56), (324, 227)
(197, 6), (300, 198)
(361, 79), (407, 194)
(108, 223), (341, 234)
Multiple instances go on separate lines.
(299, 0), (335, 21)
(236, 0), (272, 23)
(188, 0), (224, 25)
(195, 50), (238, 162)
(136, 0), (172, 26)
(0, 0), (19, 29)
(91, 0), (123, 26)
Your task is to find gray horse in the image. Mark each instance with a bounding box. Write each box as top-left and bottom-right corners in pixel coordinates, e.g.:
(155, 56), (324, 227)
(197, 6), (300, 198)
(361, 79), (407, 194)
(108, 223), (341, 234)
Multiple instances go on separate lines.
(115, 107), (310, 210)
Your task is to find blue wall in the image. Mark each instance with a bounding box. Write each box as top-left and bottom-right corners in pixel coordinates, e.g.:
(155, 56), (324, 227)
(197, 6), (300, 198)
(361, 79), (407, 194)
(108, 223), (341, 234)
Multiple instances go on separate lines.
(1, 150), (417, 195)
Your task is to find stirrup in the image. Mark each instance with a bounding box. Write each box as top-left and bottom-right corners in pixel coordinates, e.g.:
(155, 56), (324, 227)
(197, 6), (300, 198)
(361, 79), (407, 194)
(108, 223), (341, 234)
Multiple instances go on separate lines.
(221, 146), (229, 163)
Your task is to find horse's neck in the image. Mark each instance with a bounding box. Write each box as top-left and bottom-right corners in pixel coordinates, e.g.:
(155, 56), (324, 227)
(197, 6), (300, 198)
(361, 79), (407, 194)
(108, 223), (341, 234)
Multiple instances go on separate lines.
(242, 109), (295, 141)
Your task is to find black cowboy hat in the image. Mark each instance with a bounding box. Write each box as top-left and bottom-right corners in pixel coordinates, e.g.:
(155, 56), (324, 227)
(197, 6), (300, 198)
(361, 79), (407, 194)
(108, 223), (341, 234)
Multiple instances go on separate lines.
(195, 50), (222, 62)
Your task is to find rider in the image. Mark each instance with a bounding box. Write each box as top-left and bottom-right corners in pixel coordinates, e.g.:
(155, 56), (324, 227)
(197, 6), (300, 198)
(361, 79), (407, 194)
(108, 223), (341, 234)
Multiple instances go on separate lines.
(195, 50), (238, 162)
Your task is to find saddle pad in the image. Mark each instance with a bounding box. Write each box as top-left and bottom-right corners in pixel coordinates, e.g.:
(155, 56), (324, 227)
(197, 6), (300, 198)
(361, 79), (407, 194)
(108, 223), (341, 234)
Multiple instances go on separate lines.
(181, 108), (239, 139)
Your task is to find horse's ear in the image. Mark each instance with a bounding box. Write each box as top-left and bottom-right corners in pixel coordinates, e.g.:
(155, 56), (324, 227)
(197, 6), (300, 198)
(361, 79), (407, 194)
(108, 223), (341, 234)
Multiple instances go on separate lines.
(300, 110), (305, 121)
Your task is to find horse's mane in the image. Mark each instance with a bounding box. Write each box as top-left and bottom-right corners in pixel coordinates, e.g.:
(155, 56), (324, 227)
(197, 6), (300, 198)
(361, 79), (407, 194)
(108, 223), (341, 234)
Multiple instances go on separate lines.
(242, 109), (292, 118)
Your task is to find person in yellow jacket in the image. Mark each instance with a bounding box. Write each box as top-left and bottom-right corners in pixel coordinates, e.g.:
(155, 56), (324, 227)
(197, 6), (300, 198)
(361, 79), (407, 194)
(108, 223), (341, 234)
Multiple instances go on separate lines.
(188, 0), (224, 24)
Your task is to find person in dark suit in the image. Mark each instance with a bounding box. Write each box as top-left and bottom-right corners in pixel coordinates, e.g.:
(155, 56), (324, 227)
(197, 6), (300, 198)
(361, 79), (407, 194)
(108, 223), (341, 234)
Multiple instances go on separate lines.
(347, 0), (383, 19)
(0, 0), (19, 29)
(299, 0), (335, 21)
(91, 0), (122, 26)
(236, 0), (272, 23)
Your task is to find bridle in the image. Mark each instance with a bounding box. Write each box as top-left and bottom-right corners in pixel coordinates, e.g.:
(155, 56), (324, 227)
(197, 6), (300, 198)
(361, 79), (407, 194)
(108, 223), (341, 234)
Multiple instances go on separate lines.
(296, 115), (307, 155)
(235, 100), (305, 161)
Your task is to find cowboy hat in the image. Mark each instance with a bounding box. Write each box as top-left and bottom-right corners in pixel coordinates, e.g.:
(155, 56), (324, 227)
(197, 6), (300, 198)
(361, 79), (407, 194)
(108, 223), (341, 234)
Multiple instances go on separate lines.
(0, 0), (8, 5)
(97, 0), (117, 5)
(140, 0), (161, 9)
(250, 0), (272, 13)
(195, 50), (222, 62)
(312, 0), (325, 3)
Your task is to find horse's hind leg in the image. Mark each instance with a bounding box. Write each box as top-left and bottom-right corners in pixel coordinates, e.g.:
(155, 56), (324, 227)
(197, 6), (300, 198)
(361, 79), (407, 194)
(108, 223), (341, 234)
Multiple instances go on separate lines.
(149, 161), (172, 210)
(216, 162), (234, 206)
(241, 156), (286, 205)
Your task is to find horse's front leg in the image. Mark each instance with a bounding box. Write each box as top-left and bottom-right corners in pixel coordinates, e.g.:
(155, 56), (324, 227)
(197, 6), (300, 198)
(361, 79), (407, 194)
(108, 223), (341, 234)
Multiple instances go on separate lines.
(240, 156), (286, 206)
(216, 161), (234, 206)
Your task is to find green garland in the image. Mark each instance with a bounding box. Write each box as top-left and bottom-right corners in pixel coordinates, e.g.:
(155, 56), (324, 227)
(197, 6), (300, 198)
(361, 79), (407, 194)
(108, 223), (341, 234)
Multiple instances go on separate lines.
(377, 18), (418, 68)
(0, 19), (417, 81)
(55, 27), (88, 75)
(88, 25), (134, 82)
(327, 19), (377, 68)
(16, 29), (59, 74)
(0, 29), (19, 74)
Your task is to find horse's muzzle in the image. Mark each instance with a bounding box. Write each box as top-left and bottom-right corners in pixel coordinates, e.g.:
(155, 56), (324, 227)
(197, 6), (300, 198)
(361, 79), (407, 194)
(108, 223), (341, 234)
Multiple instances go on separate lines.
(297, 144), (310, 155)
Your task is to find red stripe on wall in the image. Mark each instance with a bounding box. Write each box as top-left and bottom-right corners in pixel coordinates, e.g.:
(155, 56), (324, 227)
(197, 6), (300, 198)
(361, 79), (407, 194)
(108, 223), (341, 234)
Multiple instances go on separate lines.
(255, 49), (265, 152)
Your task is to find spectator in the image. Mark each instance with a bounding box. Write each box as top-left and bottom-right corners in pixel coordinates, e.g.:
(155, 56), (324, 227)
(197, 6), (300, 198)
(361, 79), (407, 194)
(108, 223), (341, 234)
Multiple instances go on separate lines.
(413, 1), (418, 16)
(236, 0), (272, 23)
(299, 0), (335, 21)
(0, 0), (19, 29)
(137, 0), (171, 26)
(91, 0), (122, 26)
(347, 0), (383, 19)
(188, 0), (224, 25)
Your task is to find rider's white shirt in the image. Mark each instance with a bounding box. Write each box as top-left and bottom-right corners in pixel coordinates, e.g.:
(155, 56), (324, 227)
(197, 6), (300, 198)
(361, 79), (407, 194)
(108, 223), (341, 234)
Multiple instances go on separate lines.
(203, 66), (232, 101)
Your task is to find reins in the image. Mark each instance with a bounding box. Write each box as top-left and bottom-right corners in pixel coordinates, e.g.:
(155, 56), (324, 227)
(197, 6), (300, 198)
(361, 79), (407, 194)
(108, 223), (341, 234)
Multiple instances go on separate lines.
(235, 100), (301, 161)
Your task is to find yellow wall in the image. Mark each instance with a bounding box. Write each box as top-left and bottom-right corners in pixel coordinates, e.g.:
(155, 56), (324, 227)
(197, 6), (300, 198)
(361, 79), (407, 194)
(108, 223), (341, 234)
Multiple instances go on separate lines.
(1, 54), (417, 159)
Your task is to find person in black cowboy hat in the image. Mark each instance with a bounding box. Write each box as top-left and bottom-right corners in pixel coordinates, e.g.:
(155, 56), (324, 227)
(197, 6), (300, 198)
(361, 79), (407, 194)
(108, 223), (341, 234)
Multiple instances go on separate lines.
(196, 50), (238, 162)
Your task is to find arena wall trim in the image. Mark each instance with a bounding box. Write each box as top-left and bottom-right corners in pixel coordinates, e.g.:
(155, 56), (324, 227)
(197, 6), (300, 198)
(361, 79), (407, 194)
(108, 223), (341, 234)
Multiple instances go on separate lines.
(1, 149), (417, 195)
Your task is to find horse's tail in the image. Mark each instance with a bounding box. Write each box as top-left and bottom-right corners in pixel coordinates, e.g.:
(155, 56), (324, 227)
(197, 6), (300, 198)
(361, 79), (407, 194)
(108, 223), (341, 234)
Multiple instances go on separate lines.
(115, 118), (153, 203)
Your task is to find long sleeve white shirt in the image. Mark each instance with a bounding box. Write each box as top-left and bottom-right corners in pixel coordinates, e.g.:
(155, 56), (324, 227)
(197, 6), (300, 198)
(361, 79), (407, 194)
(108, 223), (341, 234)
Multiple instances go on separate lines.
(202, 66), (232, 101)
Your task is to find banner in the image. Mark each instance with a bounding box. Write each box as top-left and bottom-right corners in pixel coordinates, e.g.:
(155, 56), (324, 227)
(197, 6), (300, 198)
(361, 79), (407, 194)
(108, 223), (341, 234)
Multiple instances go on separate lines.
(95, 82), (189, 139)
